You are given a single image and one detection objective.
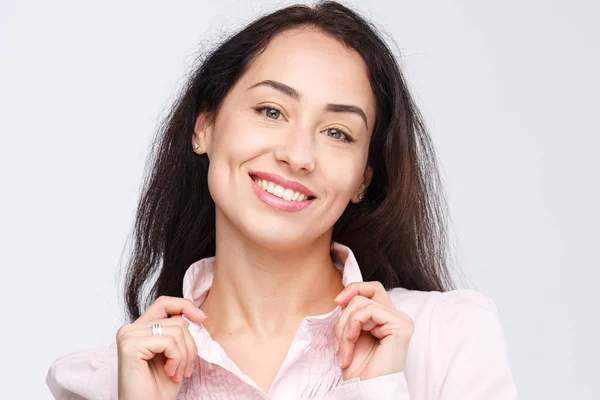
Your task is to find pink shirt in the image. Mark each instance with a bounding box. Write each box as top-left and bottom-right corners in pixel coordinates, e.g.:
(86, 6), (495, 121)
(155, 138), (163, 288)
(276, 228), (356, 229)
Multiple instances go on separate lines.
(46, 243), (517, 399)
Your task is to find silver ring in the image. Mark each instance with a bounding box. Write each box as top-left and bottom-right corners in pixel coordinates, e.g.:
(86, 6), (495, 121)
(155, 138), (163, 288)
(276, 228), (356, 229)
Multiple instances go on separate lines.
(151, 323), (163, 337)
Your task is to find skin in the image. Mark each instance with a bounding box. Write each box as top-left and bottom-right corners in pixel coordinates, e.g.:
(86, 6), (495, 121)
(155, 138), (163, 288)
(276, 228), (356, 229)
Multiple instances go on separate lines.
(117, 27), (414, 399)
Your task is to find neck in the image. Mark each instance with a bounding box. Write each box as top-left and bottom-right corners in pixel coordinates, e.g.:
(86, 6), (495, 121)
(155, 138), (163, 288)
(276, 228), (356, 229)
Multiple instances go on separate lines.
(200, 213), (344, 339)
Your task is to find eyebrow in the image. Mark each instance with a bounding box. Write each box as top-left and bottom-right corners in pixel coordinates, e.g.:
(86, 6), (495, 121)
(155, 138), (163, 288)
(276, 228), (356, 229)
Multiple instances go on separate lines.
(246, 79), (368, 128)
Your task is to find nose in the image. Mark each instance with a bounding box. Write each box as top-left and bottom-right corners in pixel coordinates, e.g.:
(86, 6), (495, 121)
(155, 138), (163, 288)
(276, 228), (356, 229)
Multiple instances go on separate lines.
(274, 128), (316, 173)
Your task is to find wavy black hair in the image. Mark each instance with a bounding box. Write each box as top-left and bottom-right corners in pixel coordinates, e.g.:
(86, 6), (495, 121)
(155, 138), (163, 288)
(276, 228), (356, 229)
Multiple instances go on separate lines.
(122, 1), (456, 322)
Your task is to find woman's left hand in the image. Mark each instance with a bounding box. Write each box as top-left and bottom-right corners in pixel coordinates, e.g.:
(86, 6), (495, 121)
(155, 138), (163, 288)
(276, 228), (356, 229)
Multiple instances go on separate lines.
(333, 281), (414, 381)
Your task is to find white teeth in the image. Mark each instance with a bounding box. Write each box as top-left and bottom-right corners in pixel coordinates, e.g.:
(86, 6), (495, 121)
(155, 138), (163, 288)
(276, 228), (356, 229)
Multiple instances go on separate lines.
(283, 188), (294, 200)
(274, 185), (285, 197)
(254, 178), (309, 202)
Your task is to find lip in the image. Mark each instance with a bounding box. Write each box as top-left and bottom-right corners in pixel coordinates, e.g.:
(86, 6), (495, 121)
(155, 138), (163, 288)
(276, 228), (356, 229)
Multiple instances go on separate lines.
(249, 175), (315, 212)
(249, 171), (316, 198)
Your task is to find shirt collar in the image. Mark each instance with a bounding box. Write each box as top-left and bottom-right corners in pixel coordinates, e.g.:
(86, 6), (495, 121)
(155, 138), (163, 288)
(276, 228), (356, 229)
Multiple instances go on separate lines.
(181, 242), (363, 377)
(182, 241), (364, 316)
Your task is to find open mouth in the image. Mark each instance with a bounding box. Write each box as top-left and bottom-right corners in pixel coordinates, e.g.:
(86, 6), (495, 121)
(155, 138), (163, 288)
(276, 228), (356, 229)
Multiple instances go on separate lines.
(250, 175), (316, 202)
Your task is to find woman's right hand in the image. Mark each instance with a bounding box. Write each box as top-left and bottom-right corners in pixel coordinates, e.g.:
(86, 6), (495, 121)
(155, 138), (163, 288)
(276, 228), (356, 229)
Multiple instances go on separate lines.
(116, 296), (208, 400)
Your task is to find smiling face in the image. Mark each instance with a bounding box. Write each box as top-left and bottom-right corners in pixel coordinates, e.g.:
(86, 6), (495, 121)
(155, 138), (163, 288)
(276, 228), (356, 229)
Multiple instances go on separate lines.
(193, 27), (376, 250)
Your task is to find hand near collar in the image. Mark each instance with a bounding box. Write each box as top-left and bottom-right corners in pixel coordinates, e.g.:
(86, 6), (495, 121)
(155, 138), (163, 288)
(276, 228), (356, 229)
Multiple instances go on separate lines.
(333, 281), (414, 381)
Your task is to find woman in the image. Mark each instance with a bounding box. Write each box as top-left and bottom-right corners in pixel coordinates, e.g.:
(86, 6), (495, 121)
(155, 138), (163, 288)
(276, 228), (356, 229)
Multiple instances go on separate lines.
(46, 1), (517, 399)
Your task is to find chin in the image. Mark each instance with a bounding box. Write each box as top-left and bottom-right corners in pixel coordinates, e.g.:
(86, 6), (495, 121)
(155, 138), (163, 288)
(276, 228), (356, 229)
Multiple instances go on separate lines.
(241, 222), (321, 252)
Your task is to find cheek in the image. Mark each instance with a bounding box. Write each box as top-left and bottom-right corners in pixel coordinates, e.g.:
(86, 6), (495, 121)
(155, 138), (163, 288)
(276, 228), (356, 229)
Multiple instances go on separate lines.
(205, 120), (272, 200)
(310, 163), (362, 235)
(211, 117), (274, 167)
(322, 159), (364, 203)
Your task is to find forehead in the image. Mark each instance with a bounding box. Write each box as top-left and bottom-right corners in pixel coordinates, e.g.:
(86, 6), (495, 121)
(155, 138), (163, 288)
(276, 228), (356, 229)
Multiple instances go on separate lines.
(238, 28), (376, 129)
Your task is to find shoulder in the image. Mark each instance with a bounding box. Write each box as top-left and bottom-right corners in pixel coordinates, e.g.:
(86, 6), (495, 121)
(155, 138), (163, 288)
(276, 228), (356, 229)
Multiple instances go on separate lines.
(385, 287), (508, 363)
(385, 287), (500, 324)
(384, 288), (516, 397)
(46, 343), (118, 400)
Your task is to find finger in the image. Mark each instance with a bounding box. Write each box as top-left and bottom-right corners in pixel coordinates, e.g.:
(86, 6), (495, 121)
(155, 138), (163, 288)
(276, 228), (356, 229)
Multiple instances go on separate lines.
(124, 324), (189, 382)
(170, 325), (188, 383)
(146, 316), (198, 378)
(339, 303), (398, 368)
(334, 281), (392, 308)
(166, 323), (188, 382)
(136, 296), (207, 324)
(121, 334), (183, 380)
(333, 295), (371, 349)
(170, 317), (199, 378)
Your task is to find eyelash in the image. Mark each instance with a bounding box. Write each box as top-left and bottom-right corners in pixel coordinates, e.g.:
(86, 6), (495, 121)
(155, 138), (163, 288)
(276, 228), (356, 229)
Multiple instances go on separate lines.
(253, 105), (356, 143)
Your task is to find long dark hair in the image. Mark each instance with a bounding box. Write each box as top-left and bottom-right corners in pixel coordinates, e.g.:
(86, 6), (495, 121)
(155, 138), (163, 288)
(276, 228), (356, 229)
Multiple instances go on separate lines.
(121, 1), (456, 322)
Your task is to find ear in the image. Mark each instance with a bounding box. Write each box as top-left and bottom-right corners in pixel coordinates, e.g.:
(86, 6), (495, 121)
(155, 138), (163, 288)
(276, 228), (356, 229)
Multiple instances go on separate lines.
(192, 111), (213, 155)
(352, 164), (373, 203)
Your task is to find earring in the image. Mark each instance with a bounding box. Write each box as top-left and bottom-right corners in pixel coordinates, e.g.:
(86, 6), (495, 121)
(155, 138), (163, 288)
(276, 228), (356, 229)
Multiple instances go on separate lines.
(194, 143), (199, 149)
(358, 193), (365, 201)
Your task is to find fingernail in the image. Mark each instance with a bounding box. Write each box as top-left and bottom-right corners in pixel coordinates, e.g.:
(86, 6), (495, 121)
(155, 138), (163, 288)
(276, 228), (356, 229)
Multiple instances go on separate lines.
(337, 352), (343, 367)
(334, 291), (344, 302)
(197, 307), (206, 318)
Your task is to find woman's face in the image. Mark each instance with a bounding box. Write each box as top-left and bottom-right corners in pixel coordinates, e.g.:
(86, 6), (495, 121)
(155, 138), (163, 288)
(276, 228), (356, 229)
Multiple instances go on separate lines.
(194, 28), (376, 249)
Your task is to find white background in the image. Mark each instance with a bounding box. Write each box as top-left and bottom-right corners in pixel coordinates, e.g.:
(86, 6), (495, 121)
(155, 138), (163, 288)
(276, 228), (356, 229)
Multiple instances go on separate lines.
(1, 0), (598, 398)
